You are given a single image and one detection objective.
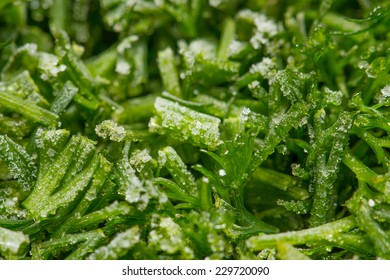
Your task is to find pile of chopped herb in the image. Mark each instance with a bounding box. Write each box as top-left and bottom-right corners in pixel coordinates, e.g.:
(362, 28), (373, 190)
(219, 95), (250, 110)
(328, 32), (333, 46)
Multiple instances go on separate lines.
(0, 0), (389, 260)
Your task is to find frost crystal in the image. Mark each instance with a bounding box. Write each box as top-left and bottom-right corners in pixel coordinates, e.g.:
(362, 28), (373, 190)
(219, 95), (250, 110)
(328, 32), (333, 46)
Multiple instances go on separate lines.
(291, 163), (304, 177)
(130, 149), (153, 172)
(240, 107), (251, 121)
(249, 57), (275, 79)
(238, 10), (282, 50)
(95, 120), (126, 142)
(228, 40), (244, 57)
(248, 80), (260, 90)
(117, 36), (139, 54)
(115, 60), (131, 75)
(0, 227), (30, 257)
(209, 0), (224, 8)
(38, 53), (66, 80)
(379, 85), (390, 103)
(324, 87), (343, 106)
(189, 39), (216, 59)
(116, 156), (161, 211)
(242, 107), (251, 115)
(23, 43), (38, 53)
(148, 216), (194, 259)
(358, 60), (376, 78)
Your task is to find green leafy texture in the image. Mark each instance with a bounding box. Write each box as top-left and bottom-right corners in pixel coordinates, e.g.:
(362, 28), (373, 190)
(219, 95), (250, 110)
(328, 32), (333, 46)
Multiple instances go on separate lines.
(0, 135), (36, 190)
(0, 71), (58, 127)
(158, 146), (197, 193)
(253, 167), (308, 200)
(247, 102), (309, 180)
(0, 115), (32, 138)
(149, 97), (222, 150)
(53, 30), (99, 110)
(217, 18), (236, 61)
(22, 133), (99, 220)
(308, 112), (354, 227)
(154, 147), (199, 207)
(157, 48), (182, 97)
(156, 0), (203, 38)
(179, 40), (240, 89)
(177, 210), (234, 259)
(0, 0), (390, 260)
(247, 216), (357, 251)
(147, 215), (194, 259)
(59, 201), (131, 236)
(50, 156), (114, 237)
(113, 143), (164, 211)
(0, 91), (58, 126)
(87, 226), (140, 260)
(348, 192), (390, 259)
(50, 81), (78, 115)
(276, 241), (311, 260)
(0, 181), (30, 219)
(30, 229), (105, 260)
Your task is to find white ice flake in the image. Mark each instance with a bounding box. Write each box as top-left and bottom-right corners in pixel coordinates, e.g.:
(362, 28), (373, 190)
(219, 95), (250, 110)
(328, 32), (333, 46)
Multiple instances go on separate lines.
(115, 60), (131, 75)
(240, 107), (251, 121)
(227, 40), (244, 57)
(209, 0), (224, 8)
(238, 10), (282, 50)
(249, 57), (275, 79)
(189, 39), (216, 59)
(0, 227), (30, 256)
(117, 35), (139, 54)
(324, 87), (343, 106)
(248, 80), (260, 90)
(38, 53), (66, 80)
(368, 199), (376, 207)
(130, 149), (153, 172)
(95, 120), (126, 142)
(379, 85), (390, 103)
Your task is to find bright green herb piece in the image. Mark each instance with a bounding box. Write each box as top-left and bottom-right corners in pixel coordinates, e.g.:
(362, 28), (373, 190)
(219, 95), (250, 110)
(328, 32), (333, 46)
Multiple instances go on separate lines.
(253, 167), (308, 200)
(22, 134), (98, 220)
(309, 112), (354, 227)
(50, 81), (78, 115)
(247, 216), (357, 250)
(157, 48), (182, 97)
(158, 146), (197, 193)
(276, 241), (311, 260)
(149, 97), (222, 150)
(87, 226), (140, 260)
(0, 0), (389, 260)
(53, 30), (99, 110)
(0, 91), (58, 126)
(31, 229), (105, 260)
(0, 135), (36, 190)
(247, 102), (309, 179)
(217, 18), (236, 60)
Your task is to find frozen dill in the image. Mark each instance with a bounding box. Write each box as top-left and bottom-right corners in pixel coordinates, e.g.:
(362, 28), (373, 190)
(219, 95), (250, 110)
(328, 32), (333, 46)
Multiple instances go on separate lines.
(0, 0), (389, 260)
